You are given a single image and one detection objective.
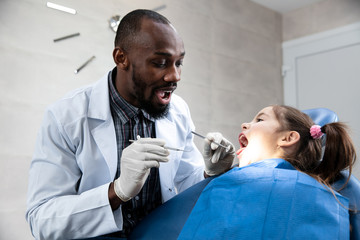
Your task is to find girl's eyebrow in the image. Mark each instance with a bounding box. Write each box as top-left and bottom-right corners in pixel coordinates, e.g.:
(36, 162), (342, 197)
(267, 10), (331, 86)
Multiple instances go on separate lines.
(256, 112), (266, 118)
(253, 112), (269, 121)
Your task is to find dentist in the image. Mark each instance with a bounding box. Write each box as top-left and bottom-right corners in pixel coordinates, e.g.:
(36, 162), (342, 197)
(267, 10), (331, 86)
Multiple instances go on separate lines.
(26, 9), (235, 239)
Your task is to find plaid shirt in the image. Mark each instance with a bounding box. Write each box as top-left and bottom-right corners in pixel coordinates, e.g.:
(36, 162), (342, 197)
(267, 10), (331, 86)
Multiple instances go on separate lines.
(108, 69), (162, 237)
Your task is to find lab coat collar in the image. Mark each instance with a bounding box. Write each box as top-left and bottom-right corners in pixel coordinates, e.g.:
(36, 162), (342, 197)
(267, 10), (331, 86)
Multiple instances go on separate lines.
(88, 72), (112, 121)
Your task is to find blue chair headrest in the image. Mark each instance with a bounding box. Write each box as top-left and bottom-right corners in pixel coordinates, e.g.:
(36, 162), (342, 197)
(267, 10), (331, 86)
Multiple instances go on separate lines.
(303, 108), (338, 126)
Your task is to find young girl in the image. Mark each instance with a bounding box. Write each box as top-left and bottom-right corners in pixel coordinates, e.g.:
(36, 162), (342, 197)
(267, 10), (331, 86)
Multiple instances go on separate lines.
(177, 105), (357, 239)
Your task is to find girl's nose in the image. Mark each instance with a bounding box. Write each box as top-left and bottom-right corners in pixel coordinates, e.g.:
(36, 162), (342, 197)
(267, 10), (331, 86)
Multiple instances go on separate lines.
(241, 122), (249, 130)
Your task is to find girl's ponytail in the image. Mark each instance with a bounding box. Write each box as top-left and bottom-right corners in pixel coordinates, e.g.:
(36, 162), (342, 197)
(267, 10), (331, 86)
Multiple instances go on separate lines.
(312, 122), (356, 187)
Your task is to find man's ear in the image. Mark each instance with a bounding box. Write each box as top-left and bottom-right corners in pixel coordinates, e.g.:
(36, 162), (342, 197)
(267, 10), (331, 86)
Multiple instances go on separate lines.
(113, 47), (129, 70)
(278, 131), (300, 147)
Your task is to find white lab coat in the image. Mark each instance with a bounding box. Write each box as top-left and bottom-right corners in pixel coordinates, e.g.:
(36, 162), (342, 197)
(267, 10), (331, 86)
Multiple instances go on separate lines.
(26, 73), (205, 240)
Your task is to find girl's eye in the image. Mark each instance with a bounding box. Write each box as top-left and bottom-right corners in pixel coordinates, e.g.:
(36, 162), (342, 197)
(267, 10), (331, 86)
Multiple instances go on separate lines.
(256, 118), (263, 122)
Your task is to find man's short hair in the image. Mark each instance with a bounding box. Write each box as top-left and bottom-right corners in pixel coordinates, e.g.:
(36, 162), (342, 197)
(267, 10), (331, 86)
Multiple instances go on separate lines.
(114, 9), (170, 51)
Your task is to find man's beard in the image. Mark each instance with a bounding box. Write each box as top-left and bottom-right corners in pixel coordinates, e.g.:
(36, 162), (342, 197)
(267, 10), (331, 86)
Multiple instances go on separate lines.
(132, 70), (171, 120)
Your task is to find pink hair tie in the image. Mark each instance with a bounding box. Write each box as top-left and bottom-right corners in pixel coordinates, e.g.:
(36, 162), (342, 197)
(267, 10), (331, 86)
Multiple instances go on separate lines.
(310, 125), (324, 139)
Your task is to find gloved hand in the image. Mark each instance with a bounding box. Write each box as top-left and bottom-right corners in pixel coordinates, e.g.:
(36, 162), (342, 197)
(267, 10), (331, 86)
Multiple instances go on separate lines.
(203, 132), (235, 176)
(114, 138), (169, 202)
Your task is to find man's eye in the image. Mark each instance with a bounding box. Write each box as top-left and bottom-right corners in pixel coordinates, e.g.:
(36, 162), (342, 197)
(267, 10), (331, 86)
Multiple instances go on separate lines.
(153, 61), (166, 68)
(175, 60), (183, 67)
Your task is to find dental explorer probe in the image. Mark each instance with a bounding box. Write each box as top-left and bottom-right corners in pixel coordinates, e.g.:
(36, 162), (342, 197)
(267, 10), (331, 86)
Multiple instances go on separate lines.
(129, 136), (190, 152)
(191, 131), (231, 152)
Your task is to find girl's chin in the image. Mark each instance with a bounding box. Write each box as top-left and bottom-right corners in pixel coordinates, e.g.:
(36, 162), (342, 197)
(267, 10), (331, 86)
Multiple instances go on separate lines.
(239, 158), (251, 168)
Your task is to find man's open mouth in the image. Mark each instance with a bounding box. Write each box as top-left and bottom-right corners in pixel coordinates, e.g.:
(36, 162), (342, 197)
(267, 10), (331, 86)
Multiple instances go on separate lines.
(155, 85), (177, 105)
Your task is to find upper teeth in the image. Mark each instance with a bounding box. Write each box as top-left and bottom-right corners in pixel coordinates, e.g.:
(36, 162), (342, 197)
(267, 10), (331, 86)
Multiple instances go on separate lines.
(159, 91), (171, 98)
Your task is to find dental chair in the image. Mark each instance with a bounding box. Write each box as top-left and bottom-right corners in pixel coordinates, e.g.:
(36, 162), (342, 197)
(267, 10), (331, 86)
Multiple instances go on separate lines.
(129, 108), (360, 240)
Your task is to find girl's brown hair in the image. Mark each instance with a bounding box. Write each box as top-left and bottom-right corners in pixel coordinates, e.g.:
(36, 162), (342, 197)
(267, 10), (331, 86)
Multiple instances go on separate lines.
(272, 105), (356, 188)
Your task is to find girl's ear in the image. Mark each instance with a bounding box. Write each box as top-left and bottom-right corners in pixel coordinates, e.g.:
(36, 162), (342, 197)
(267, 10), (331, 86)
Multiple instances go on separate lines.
(113, 47), (129, 70)
(278, 131), (300, 147)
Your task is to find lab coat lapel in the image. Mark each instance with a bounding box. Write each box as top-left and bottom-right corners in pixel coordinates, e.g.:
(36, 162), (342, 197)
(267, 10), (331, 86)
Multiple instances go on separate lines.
(156, 116), (179, 148)
(91, 120), (117, 179)
(88, 74), (118, 179)
(156, 113), (179, 186)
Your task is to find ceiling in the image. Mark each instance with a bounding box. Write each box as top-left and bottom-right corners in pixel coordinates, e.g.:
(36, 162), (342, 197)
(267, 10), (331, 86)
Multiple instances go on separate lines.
(250, 0), (326, 13)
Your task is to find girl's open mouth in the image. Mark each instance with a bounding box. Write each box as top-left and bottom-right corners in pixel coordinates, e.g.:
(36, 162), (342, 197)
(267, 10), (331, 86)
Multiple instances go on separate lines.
(238, 133), (248, 148)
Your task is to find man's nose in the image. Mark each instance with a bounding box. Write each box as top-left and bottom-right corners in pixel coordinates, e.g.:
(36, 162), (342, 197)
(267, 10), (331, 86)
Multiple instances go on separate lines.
(164, 65), (181, 82)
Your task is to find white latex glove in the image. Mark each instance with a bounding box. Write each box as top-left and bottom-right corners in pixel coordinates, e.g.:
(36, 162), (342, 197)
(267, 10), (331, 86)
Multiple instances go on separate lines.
(114, 138), (169, 202)
(203, 132), (235, 176)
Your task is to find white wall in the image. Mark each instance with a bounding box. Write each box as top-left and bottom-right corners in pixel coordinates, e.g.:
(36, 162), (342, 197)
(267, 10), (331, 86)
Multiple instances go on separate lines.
(0, 0), (282, 239)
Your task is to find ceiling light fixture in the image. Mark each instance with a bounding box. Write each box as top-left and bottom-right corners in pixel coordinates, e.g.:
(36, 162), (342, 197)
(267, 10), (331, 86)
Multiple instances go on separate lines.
(46, 2), (77, 15)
